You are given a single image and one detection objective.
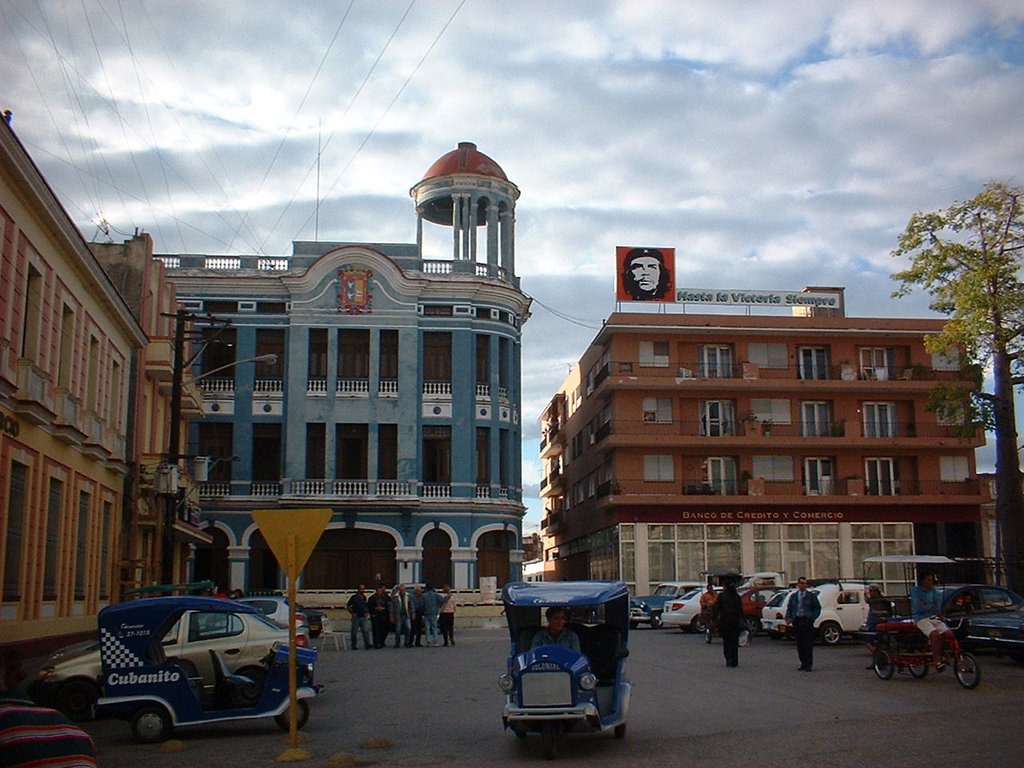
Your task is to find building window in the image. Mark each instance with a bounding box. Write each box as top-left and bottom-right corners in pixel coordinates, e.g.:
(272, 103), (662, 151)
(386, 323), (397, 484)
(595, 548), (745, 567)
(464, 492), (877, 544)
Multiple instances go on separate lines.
(865, 457), (899, 495)
(749, 398), (791, 425)
(252, 424), (282, 482)
(305, 423), (325, 479)
(638, 340), (669, 367)
(99, 501), (112, 600)
(75, 491), (91, 600)
(476, 427), (490, 485)
(338, 329), (370, 380)
(335, 424), (368, 479)
(860, 347), (894, 380)
(44, 479), (63, 599)
(308, 329), (327, 378)
(643, 454), (674, 482)
(58, 304), (75, 388)
(378, 424), (398, 480)
(85, 336), (100, 412)
(198, 423), (233, 482)
(200, 326), (237, 377)
(423, 332), (452, 382)
(863, 402), (898, 438)
(796, 346), (828, 380)
(705, 457), (738, 494)
(939, 455), (970, 482)
(642, 397), (672, 423)
(800, 401), (832, 436)
(21, 265), (43, 361)
(422, 426), (451, 483)
(255, 329), (284, 378)
(476, 334), (490, 386)
(751, 455), (795, 482)
(803, 457), (834, 494)
(747, 342), (788, 370)
(700, 400), (735, 436)
(698, 344), (734, 378)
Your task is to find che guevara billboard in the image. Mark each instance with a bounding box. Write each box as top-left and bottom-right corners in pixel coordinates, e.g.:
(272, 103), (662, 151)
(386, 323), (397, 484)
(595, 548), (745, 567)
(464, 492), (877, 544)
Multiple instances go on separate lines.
(616, 246), (675, 302)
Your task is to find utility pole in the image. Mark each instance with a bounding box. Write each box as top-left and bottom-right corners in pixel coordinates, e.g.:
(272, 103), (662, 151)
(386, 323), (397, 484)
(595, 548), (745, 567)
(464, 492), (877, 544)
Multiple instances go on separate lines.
(161, 309), (188, 585)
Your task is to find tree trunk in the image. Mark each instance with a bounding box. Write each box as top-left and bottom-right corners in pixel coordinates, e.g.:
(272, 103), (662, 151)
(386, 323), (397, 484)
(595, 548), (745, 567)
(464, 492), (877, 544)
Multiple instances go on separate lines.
(992, 347), (1024, 592)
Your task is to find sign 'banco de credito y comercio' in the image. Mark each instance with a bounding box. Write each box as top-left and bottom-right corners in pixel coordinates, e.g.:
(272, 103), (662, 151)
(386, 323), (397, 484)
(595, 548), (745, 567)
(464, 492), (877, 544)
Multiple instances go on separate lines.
(675, 288), (841, 309)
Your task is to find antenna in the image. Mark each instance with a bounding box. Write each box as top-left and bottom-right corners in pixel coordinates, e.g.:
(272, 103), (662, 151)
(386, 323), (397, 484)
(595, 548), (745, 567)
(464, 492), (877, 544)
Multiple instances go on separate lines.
(315, 119), (322, 242)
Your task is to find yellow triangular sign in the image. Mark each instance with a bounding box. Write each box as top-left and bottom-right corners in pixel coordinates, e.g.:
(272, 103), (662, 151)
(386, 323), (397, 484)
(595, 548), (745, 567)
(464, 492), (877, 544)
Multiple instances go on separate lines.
(251, 508), (332, 580)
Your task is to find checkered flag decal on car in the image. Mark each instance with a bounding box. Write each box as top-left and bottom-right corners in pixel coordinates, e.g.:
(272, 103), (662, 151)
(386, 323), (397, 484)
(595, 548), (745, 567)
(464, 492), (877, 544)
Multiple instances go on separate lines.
(100, 628), (145, 669)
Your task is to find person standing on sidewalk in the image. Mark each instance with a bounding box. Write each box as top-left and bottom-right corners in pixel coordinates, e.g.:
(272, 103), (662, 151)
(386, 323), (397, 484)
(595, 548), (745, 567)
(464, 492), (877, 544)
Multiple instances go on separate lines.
(346, 584), (372, 650)
(785, 577), (821, 671)
(421, 583), (446, 646)
(411, 585), (426, 647)
(367, 584), (390, 649)
(713, 579), (743, 667)
(390, 584), (415, 648)
(440, 585), (457, 646)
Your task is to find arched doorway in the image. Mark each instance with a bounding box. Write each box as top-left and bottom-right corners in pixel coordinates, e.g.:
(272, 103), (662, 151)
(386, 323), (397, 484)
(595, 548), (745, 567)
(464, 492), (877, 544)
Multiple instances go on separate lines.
(477, 529), (514, 587)
(193, 526), (229, 590)
(422, 528), (452, 587)
(248, 530), (280, 592)
(304, 529), (397, 588)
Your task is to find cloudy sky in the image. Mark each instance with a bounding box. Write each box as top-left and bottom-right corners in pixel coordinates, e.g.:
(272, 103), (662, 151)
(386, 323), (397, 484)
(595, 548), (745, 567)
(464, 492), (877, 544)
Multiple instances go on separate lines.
(5, 1), (1024, 530)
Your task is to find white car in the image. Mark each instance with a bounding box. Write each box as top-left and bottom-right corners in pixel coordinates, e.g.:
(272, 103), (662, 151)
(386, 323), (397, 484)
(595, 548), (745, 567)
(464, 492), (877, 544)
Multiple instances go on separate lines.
(760, 582), (869, 644)
(761, 588), (794, 638)
(661, 588), (712, 632)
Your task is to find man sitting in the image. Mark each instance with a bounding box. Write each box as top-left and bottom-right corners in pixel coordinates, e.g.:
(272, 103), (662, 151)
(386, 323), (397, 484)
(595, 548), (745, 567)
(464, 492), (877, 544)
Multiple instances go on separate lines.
(531, 607), (581, 653)
(911, 573), (956, 671)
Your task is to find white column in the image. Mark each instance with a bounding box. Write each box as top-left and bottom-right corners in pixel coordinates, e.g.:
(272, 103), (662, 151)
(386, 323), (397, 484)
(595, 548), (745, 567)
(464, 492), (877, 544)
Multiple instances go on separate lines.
(395, 546), (420, 584)
(451, 547), (475, 589)
(740, 523), (756, 575)
(634, 524), (650, 591)
(838, 522), (855, 579)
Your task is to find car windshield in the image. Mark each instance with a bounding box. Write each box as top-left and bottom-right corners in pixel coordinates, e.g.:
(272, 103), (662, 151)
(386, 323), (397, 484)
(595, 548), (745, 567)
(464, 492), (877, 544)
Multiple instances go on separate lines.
(682, 589), (701, 600)
(766, 590), (791, 607)
(251, 613), (285, 631)
(653, 585), (677, 596)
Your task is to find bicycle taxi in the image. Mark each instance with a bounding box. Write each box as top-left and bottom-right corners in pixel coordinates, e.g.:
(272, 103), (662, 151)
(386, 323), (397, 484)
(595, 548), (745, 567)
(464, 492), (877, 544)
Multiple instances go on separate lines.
(499, 580), (631, 759)
(861, 555), (981, 689)
(94, 596), (320, 742)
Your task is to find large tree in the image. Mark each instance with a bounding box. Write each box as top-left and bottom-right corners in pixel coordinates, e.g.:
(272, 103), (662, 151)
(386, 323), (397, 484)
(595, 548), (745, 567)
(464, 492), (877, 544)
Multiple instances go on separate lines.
(891, 181), (1024, 591)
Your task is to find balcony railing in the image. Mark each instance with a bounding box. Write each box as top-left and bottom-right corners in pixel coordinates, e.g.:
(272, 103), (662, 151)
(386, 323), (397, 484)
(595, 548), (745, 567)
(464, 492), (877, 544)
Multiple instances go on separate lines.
(596, 360), (966, 384)
(592, 419), (967, 441)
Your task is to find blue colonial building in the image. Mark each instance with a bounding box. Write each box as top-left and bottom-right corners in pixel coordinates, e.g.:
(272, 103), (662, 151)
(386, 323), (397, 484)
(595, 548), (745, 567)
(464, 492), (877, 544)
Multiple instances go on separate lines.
(161, 143), (531, 592)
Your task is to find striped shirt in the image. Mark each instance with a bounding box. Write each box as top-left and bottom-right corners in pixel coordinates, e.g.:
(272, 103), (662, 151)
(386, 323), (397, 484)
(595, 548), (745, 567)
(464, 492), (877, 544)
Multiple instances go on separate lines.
(0, 693), (97, 768)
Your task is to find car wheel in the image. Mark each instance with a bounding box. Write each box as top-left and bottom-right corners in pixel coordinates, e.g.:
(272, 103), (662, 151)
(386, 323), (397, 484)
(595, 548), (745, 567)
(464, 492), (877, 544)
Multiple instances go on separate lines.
(873, 649), (894, 680)
(55, 679), (100, 722)
(744, 616), (760, 636)
(955, 652), (981, 690)
(629, 621), (639, 630)
(131, 705), (172, 743)
(235, 666), (268, 705)
(819, 621), (842, 646)
(274, 698), (311, 731)
(691, 616), (706, 633)
(650, 614), (663, 630)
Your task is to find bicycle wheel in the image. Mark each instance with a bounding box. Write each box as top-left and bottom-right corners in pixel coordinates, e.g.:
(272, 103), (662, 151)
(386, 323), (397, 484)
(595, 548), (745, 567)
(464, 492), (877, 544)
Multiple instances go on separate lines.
(873, 648), (894, 680)
(954, 652), (981, 689)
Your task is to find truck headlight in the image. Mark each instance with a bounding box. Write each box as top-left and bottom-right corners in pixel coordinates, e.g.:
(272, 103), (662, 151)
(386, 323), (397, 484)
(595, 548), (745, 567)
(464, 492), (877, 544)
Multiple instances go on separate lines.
(498, 674), (514, 693)
(579, 672), (597, 691)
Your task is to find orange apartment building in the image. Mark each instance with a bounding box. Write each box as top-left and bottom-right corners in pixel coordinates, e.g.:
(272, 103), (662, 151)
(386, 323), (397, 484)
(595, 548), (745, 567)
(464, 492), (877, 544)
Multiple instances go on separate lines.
(538, 291), (988, 594)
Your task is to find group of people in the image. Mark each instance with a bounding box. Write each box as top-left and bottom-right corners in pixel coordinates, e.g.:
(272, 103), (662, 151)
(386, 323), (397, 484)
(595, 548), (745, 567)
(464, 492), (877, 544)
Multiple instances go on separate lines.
(708, 573), (955, 673)
(345, 583), (457, 649)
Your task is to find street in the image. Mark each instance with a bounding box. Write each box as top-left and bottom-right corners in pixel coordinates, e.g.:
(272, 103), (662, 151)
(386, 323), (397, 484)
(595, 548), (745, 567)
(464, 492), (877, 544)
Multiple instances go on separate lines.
(82, 627), (1024, 766)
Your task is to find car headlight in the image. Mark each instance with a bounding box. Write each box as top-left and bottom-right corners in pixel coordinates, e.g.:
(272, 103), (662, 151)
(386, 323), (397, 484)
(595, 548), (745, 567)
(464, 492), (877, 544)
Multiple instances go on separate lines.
(579, 672), (597, 691)
(498, 674), (514, 693)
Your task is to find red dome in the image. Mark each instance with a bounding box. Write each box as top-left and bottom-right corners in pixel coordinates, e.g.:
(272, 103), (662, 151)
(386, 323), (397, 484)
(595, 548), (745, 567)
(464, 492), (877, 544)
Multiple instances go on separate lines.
(422, 142), (507, 182)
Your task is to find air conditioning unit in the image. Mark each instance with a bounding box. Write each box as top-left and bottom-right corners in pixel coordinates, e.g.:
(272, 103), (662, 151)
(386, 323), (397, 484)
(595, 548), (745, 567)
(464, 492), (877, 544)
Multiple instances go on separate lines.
(154, 464), (179, 494)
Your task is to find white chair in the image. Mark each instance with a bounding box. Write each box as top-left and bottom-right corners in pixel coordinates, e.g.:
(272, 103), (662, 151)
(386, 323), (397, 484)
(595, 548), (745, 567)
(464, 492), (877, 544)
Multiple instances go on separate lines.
(319, 616), (347, 651)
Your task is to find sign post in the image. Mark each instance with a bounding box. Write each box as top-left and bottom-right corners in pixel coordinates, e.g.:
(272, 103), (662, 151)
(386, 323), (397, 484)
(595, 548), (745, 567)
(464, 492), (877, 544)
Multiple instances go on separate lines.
(251, 508), (332, 761)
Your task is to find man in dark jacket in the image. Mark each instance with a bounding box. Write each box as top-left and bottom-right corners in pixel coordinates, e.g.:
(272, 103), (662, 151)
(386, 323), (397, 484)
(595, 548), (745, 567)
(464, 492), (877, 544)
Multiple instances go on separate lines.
(367, 584), (391, 649)
(785, 577), (822, 671)
(713, 580), (744, 667)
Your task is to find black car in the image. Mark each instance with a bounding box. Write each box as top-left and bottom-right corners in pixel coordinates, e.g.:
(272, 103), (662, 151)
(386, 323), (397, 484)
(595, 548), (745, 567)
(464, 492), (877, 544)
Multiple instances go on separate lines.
(299, 606), (326, 638)
(937, 584), (1023, 657)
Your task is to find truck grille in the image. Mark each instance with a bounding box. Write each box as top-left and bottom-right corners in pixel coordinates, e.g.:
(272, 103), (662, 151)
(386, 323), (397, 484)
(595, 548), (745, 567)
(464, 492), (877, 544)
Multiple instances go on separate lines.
(521, 671), (572, 706)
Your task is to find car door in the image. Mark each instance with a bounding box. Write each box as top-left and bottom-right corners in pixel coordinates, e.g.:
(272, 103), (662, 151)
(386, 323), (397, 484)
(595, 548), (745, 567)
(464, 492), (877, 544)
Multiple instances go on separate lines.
(176, 610), (248, 685)
(834, 589), (867, 631)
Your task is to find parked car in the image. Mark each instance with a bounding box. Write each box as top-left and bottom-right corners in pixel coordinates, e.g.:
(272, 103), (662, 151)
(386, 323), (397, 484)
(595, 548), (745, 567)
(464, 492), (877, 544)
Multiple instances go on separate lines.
(761, 589), (794, 638)
(957, 604), (1024, 661)
(661, 588), (711, 632)
(761, 583), (869, 644)
(298, 606), (326, 638)
(28, 604), (292, 721)
(237, 596), (310, 642)
(739, 586), (783, 635)
(630, 581), (704, 629)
